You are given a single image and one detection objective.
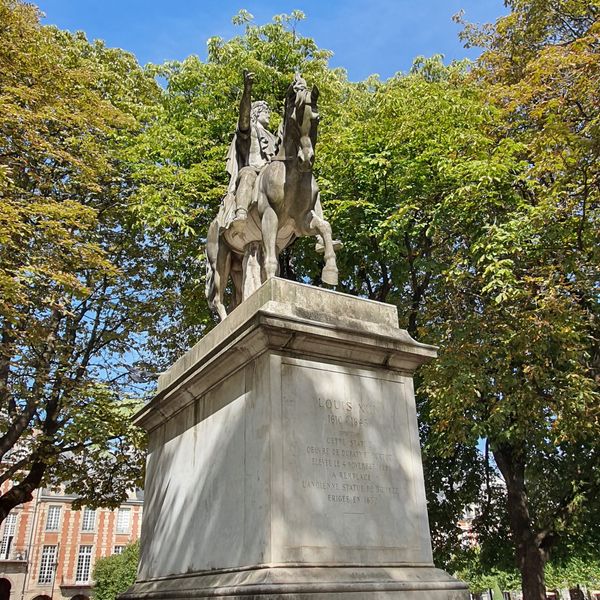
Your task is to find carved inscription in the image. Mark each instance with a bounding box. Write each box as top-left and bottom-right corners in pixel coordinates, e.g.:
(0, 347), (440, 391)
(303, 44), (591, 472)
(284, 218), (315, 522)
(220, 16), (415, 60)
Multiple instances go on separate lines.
(282, 361), (421, 553)
(297, 393), (402, 508)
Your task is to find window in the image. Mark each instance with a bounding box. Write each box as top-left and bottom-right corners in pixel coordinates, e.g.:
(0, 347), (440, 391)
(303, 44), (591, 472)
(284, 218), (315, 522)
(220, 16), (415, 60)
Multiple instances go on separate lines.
(45, 506), (61, 531)
(38, 545), (57, 584)
(113, 546), (124, 555)
(81, 508), (95, 532)
(75, 546), (93, 583)
(0, 512), (17, 559)
(116, 508), (130, 533)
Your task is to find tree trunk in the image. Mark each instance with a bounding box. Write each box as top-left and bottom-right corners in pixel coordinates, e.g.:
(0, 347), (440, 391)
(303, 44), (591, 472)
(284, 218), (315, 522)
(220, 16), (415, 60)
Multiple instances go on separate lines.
(0, 461), (46, 526)
(493, 444), (548, 600)
(521, 542), (547, 600)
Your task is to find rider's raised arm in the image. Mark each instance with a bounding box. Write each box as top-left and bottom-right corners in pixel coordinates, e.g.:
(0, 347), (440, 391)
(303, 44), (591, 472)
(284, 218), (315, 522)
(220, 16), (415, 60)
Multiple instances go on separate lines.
(238, 70), (253, 133)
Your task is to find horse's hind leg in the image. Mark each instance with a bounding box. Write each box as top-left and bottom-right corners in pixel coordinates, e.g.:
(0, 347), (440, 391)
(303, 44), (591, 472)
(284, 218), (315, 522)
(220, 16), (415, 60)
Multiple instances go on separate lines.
(206, 220), (227, 320)
(230, 255), (243, 311)
(261, 205), (279, 280)
(211, 243), (231, 321)
(307, 210), (339, 286)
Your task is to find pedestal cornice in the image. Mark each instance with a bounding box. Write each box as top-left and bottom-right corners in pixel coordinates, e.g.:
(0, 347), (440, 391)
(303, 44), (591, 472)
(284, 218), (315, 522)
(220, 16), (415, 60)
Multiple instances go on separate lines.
(135, 278), (436, 432)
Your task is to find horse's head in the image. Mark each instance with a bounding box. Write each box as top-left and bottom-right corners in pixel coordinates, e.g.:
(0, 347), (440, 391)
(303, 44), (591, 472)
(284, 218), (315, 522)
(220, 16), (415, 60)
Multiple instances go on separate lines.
(283, 74), (320, 172)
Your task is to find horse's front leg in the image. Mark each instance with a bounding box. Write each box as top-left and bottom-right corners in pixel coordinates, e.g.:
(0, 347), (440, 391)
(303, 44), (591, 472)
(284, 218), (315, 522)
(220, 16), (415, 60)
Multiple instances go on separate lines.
(306, 210), (339, 286)
(242, 242), (262, 300)
(256, 166), (282, 282)
(261, 204), (279, 280)
(312, 193), (342, 254)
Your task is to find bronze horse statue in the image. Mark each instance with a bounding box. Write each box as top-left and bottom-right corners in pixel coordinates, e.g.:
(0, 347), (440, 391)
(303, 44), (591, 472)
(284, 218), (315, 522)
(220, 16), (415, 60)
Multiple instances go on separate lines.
(205, 75), (341, 321)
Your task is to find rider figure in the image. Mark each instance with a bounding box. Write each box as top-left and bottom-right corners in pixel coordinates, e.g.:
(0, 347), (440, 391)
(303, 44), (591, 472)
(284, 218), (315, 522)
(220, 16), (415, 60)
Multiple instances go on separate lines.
(220, 70), (279, 229)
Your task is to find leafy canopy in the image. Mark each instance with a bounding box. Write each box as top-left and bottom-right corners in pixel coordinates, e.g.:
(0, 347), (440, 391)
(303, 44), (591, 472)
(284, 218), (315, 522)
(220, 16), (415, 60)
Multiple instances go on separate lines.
(0, 0), (161, 520)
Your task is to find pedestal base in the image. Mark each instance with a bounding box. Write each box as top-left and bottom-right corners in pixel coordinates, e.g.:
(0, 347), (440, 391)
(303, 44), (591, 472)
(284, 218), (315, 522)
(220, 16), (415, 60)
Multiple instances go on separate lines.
(124, 279), (468, 600)
(123, 566), (466, 600)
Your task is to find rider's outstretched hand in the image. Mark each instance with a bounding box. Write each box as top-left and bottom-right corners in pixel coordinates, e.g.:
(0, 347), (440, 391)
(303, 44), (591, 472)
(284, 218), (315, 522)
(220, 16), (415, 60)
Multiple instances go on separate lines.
(243, 70), (254, 90)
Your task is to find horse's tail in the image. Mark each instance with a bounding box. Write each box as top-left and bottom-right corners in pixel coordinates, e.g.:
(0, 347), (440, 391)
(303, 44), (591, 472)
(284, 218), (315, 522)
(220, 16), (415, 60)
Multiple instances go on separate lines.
(205, 254), (214, 305)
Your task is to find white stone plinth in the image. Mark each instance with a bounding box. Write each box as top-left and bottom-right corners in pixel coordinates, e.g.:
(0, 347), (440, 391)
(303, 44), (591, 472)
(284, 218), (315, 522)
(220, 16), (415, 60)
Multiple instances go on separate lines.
(122, 278), (468, 600)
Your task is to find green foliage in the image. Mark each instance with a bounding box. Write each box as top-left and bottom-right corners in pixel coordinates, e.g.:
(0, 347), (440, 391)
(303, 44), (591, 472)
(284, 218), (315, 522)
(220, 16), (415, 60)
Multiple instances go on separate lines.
(0, 0), (161, 520)
(93, 541), (139, 600)
(456, 548), (521, 594)
(457, 550), (600, 594)
(545, 556), (600, 590)
(318, 56), (523, 321)
(2, 3), (599, 597)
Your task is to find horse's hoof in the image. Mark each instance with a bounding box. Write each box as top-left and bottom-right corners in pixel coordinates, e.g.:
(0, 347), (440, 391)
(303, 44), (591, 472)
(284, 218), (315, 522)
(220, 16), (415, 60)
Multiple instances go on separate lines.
(322, 266), (338, 286)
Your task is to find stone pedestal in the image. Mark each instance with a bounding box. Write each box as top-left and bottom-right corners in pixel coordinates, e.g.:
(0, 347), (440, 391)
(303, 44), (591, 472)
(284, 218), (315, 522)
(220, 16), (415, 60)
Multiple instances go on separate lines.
(122, 278), (468, 600)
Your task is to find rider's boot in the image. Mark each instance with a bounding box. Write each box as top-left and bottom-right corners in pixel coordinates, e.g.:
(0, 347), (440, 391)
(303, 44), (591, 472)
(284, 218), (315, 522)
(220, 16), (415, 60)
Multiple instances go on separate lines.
(231, 208), (248, 232)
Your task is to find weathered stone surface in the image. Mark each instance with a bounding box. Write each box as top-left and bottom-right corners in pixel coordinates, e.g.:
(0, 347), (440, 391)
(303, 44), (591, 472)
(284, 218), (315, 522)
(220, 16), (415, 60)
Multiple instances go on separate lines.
(123, 278), (467, 600)
(153, 278), (434, 408)
(123, 566), (467, 600)
(206, 73), (342, 321)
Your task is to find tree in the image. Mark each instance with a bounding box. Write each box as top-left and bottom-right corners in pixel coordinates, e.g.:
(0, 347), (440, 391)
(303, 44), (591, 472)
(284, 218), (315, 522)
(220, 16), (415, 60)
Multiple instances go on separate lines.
(93, 542), (139, 600)
(424, 3), (600, 599)
(317, 56), (523, 335)
(311, 56), (526, 565)
(0, 0), (162, 524)
(313, 28), (599, 595)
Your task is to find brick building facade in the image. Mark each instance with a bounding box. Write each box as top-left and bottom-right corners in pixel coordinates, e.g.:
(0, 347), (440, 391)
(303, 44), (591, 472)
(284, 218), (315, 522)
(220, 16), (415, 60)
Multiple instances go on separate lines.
(0, 487), (143, 600)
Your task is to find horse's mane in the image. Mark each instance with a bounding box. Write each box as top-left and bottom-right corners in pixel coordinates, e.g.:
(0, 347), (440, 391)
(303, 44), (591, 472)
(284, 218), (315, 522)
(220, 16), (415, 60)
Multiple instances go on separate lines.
(274, 80), (316, 160)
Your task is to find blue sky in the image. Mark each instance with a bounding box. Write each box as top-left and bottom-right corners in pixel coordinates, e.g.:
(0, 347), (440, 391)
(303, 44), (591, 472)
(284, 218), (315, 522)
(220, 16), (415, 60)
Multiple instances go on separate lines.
(36, 0), (507, 81)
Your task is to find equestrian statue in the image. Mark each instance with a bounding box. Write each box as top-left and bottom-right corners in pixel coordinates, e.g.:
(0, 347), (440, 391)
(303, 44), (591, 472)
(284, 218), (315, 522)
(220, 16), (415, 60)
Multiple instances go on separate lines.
(205, 71), (342, 320)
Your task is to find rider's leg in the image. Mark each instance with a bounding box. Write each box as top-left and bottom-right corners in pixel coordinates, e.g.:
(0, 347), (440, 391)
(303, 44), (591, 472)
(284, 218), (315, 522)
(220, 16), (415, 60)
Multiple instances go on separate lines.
(234, 167), (258, 222)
